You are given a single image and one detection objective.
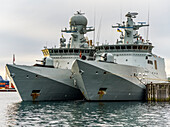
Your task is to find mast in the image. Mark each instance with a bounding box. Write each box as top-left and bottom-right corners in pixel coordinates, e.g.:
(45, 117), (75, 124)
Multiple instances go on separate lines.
(112, 12), (149, 44)
(61, 11), (94, 48)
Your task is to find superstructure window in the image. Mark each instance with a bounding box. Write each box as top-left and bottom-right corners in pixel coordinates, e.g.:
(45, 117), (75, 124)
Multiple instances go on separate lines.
(54, 50), (58, 53)
(101, 46), (104, 50)
(110, 46), (115, 49)
(121, 46), (125, 49)
(133, 46), (137, 49)
(148, 60), (153, 65)
(64, 50), (68, 53)
(127, 46), (131, 49)
(143, 46), (148, 50)
(116, 46), (120, 49)
(74, 49), (79, 53)
(105, 46), (109, 50)
(85, 50), (89, 53)
(49, 50), (52, 53)
(69, 49), (73, 53)
(59, 50), (63, 53)
(138, 46), (142, 49)
(154, 60), (157, 70)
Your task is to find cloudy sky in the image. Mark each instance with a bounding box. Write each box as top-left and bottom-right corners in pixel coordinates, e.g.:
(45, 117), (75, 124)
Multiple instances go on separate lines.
(0, 0), (170, 78)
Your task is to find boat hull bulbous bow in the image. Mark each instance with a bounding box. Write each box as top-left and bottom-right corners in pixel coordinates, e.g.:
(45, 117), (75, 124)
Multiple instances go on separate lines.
(6, 64), (83, 101)
(72, 59), (146, 101)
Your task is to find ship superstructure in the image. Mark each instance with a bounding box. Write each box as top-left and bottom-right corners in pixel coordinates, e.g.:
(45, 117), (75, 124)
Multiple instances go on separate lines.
(72, 12), (168, 101)
(41, 11), (95, 69)
(6, 11), (95, 101)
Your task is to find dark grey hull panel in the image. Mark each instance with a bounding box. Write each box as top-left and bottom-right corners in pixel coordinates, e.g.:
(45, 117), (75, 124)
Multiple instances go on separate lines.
(72, 60), (146, 101)
(6, 64), (83, 101)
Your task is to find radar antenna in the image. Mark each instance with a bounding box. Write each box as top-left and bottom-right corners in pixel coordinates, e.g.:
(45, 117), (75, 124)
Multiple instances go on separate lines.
(75, 10), (85, 15)
(125, 12), (138, 18)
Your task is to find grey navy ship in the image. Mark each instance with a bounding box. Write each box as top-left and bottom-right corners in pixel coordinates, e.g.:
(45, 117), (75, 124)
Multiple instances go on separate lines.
(72, 12), (168, 101)
(6, 11), (95, 101)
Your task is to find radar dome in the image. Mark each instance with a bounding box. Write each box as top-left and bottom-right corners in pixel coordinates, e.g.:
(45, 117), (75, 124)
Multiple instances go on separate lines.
(43, 57), (53, 66)
(100, 53), (114, 62)
(69, 14), (87, 26)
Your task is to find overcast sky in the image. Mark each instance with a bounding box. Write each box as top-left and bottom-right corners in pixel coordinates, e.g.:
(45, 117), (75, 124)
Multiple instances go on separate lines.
(0, 0), (170, 78)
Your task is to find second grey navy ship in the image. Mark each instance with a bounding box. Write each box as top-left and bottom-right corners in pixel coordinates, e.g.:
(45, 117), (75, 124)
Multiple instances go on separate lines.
(72, 12), (168, 101)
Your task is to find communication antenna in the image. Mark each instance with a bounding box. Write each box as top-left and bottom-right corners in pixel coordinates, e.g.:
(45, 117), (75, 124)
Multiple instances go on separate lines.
(120, 1), (123, 23)
(120, 8), (122, 23)
(146, 2), (150, 42)
(96, 16), (102, 42)
(93, 9), (96, 46)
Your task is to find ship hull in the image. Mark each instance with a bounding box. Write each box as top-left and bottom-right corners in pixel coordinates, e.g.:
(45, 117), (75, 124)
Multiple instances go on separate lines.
(6, 64), (83, 101)
(72, 59), (146, 101)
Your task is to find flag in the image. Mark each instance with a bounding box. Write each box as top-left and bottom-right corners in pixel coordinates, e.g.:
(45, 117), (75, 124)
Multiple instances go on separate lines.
(117, 29), (122, 32)
(79, 51), (82, 58)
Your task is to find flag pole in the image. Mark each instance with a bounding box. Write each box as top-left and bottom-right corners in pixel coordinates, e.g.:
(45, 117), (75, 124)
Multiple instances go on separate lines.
(13, 54), (15, 65)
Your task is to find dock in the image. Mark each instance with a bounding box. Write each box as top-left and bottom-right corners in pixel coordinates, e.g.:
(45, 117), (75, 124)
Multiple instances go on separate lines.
(146, 83), (170, 101)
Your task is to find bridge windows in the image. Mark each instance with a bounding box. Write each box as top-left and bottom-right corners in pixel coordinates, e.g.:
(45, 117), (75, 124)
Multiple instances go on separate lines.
(105, 46), (109, 50)
(121, 46), (125, 49)
(59, 50), (63, 53)
(74, 49), (79, 53)
(143, 46), (148, 50)
(64, 50), (68, 53)
(138, 46), (142, 49)
(127, 46), (131, 49)
(133, 46), (137, 49)
(116, 46), (120, 49)
(54, 50), (58, 53)
(110, 46), (115, 49)
(69, 49), (73, 53)
(85, 50), (89, 53)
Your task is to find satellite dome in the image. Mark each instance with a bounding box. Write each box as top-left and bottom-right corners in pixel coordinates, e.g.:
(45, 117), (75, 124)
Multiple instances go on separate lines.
(43, 57), (53, 66)
(100, 53), (114, 62)
(69, 12), (87, 26)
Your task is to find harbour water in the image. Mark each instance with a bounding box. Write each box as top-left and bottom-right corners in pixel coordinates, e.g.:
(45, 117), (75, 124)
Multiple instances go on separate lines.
(0, 92), (170, 126)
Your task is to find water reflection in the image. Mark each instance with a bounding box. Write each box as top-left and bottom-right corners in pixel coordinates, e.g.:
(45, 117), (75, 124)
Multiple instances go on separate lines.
(6, 101), (170, 126)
